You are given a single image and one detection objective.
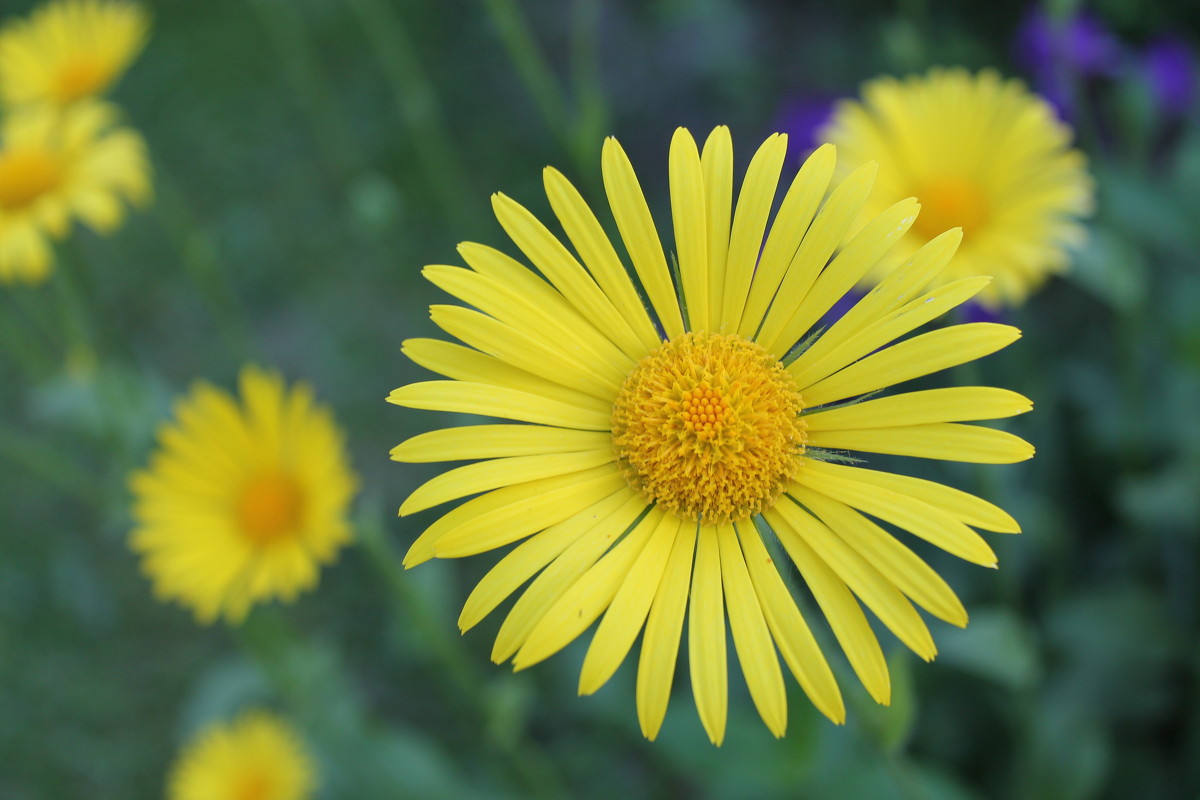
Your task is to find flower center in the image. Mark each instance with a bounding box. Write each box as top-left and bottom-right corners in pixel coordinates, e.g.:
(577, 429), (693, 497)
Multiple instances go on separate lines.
(53, 57), (110, 103)
(0, 148), (63, 212)
(611, 332), (806, 524)
(232, 770), (273, 800)
(235, 472), (305, 545)
(911, 175), (990, 240)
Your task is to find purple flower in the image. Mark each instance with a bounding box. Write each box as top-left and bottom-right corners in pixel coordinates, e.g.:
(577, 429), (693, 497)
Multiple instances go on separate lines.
(774, 92), (838, 165)
(1014, 6), (1123, 119)
(1144, 36), (1196, 119)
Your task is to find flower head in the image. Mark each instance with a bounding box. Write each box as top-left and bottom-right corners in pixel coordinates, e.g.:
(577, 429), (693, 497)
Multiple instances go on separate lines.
(820, 68), (1094, 307)
(130, 366), (358, 624)
(168, 710), (316, 800)
(0, 0), (148, 108)
(0, 99), (150, 283)
(391, 127), (1034, 744)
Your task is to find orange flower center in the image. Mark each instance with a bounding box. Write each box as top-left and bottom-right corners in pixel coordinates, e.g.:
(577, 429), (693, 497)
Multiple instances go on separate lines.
(611, 332), (806, 524)
(911, 175), (990, 240)
(236, 472), (305, 545)
(232, 770), (273, 800)
(0, 148), (63, 212)
(53, 57), (110, 103)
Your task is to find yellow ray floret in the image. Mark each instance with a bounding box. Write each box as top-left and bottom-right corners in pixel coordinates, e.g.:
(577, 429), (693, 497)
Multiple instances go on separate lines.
(820, 67), (1094, 307)
(130, 366), (358, 624)
(0, 0), (149, 107)
(0, 100), (150, 283)
(167, 710), (315, 800)
(390, 126), (1033, 744)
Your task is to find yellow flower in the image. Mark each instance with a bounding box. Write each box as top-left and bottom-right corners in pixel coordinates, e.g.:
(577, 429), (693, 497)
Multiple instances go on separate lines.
(0, 0), (148, 107)
(0, 100), (150, 283)
(130, 366), (358, 624)
(820, 67), (1094, 307)
(390, 127), (1033, 744)
(168, 710), (316, 800)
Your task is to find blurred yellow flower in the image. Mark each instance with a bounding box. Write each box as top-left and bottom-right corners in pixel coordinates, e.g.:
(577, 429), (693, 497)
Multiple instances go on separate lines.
(168, 710), (316, 800)
(130, 366), (358, 624)
(0, 0), (148, 107)
(390, 126), (1032, 744)
(820, 67), (1094, 307)
(0, 100), (150, 283)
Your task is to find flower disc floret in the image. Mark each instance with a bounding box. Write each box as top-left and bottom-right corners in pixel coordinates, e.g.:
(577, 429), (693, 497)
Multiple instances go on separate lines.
(611, 332), (806, 524)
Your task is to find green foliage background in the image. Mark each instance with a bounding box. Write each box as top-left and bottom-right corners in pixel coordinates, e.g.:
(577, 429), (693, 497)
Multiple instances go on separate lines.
(2, 0), (1199, 797)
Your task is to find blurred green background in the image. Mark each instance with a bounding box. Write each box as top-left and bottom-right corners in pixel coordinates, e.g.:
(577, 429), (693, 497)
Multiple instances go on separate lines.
(2, 0), (1199, 797)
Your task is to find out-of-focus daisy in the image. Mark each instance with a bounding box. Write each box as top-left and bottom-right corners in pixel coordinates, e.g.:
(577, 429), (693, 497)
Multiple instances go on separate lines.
(0, 0), (148, 108)
(168, 710), (316, 800)
(390, 126), (1033, 744)
(820, 68), (1094, 307)
(0, 100), (150, 283)
(130, 366), (358, 624)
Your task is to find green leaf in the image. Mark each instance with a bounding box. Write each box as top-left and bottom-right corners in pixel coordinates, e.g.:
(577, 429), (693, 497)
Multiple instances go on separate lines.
(938, 607), (1040, 690)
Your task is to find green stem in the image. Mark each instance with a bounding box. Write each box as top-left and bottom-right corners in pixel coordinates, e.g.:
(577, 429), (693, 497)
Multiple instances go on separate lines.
(568, 0), (608, 190)
(346, 0), (478, 231)
(2, 288), (60, 377)
(357, 513), (565, 799)
(52, 243), (99, 374)
(249, 0), (364, 184)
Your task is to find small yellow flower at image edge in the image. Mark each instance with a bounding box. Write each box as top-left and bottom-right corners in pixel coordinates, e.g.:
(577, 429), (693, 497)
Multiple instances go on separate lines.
(0, 99), (150, 284)
(820, 66), (1094, 308)
(167, 710), (316, 800)
(390, 126), (1034, 744)
(0, 0), (149, 108)
(129, 365), (358, 624)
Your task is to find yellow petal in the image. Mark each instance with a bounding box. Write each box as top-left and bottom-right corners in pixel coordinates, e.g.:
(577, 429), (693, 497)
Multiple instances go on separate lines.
(701, 127), (733, 332)
(543, 167), (662, 354)
(756, 161), (878, 356)
(735, 522), (844, 724)
(738, 143), (836, 337)
(716, 523), (787, 737)
(387, 380), (611, 431)
(433, 465), (627, 558)
(491, 192), (648, 361)
(763, 507), (891, 705)
(800, 323), (1022, 407)
(579, 513), (684, 695)
(636, 520), (697, 741)
(792, 485), (968, 626)
(789, 276), (991, 388)
(602, 137), (685, 338)
(689, 525), (728, 745)
(804, 387), (1032, 431)
(430, 304), (618, 400)
(719, 133), (788, 331)
(399, 449), (615, 516)
(391, 424), (611, 463)
(490, 494), (650, 661)
(802, 459), (1020, 533)
(670, 127), (710, 331)
(458, 488), (639, 632)
(513, 507), (664, 670)
(401, 338), (610, 411)
(793, 468), (997, 566)
(773, 498), (937, 660)
(807, 422), (1035, 464)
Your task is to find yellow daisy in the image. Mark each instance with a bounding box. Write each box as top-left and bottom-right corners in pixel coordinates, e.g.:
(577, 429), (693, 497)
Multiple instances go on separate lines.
(0, 99), (150, 283)
(389, 127), (1033, 745)
(819, 67), (1094, 307)
(0, 0), (148, 108)
(130, 365), (358, 624)
(168, 710), (316, 800)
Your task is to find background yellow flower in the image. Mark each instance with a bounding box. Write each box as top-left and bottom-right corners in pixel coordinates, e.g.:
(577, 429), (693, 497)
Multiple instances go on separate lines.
(130, 365), (358, 624)
(167, 710), (316, 800)
(0, 0), (148, 107)
(821, 68), (1094, 307)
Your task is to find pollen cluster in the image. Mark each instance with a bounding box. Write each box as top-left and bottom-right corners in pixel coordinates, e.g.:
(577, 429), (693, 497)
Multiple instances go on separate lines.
(611, 332), (806, 524)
